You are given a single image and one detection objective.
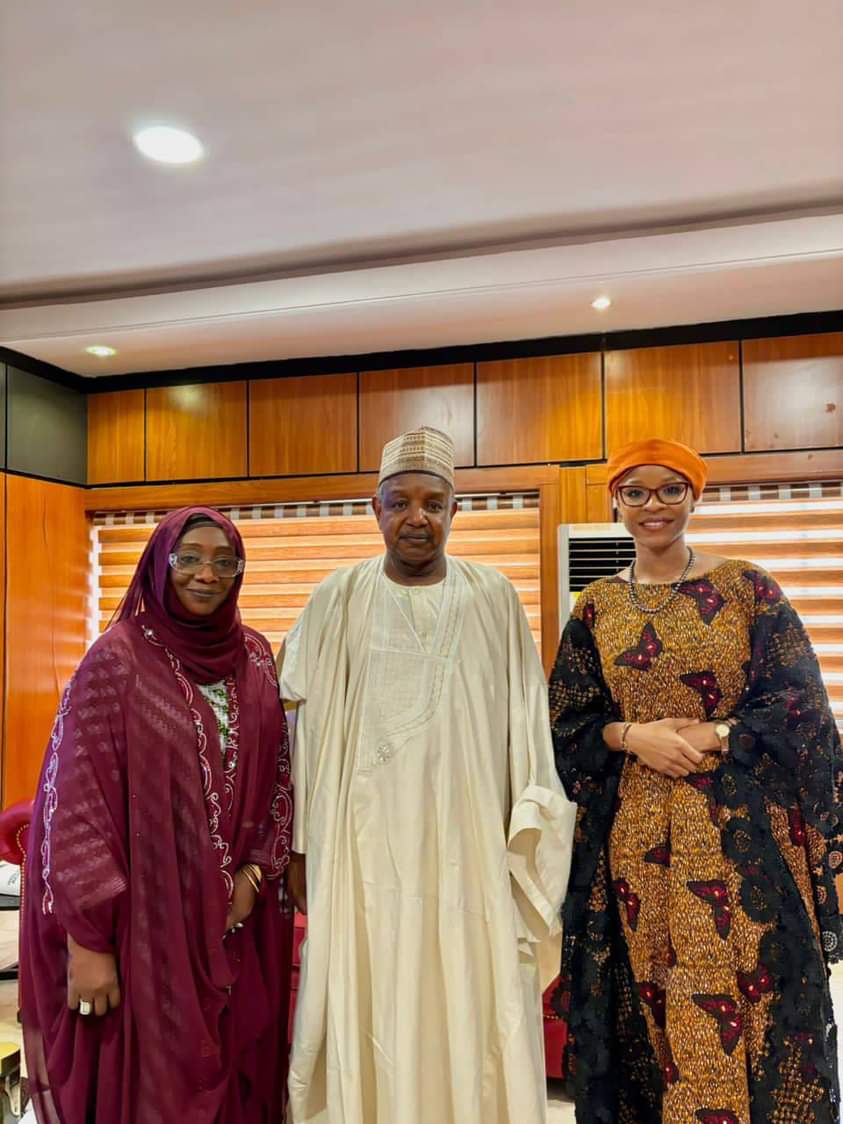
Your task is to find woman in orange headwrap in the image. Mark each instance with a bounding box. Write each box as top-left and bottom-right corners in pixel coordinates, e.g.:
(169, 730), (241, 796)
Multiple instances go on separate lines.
(550, 439), (842, 1122)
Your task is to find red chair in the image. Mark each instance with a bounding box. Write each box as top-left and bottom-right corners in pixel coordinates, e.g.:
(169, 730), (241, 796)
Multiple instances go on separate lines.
(0, 801), (33, 871)
(542, 974), (568, 1078)
(0, 800), (33, 1000)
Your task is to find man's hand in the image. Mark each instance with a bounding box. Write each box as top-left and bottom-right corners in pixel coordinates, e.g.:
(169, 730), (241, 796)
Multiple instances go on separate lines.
(627, 718), (705, 779)
(67, 935), (121, 1016)
(225, 868), (259, 932)
(287, 851), (307, 915)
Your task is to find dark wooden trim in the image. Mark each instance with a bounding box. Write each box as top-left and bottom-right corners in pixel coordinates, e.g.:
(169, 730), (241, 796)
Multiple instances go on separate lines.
(1, 466), (97, 490)
(738, 338), (746, 455)
(586, 449), (843, 487)
(85, 464), (560, 512)
(5, 309), (840, 395)
(1, 470), (7, 807)
(539, 478), (562, 672)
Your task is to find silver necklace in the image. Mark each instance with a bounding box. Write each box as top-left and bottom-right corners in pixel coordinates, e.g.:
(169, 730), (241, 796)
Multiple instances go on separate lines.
(628, 548), (695, 615)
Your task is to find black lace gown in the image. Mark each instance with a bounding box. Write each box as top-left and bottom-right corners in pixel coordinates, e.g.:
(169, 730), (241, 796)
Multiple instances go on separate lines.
(550, 562), (843, 1123)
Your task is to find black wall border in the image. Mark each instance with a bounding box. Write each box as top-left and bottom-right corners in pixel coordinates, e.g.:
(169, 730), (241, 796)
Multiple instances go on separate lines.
(0, 347), (87, 392)
(4, 309), (842, 396)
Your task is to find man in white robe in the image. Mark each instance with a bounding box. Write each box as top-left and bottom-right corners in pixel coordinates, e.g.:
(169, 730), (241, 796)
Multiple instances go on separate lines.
(280, 426), (575, 1124)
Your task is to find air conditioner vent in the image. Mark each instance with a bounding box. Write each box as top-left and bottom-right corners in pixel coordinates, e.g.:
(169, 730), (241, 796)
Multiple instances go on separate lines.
(568, 535), (635, 590)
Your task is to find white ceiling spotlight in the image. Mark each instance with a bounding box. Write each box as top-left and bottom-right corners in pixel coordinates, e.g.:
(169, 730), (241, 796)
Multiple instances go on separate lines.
(591, 295), (612, 311)
(85, 344), (117, 357)
(133, 125), (204, 165)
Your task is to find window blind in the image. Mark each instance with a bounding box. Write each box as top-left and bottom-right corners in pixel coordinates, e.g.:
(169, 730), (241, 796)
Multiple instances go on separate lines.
(687, 487), (843, 727)
(93, 496), (541, 653)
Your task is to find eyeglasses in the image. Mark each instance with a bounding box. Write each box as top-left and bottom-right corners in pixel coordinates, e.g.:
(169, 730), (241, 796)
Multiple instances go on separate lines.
(168, 551), (245, 578)
(616, 482), (691, 508)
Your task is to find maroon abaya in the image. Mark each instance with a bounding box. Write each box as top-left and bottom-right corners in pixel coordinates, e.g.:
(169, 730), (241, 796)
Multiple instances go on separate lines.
(21, 508), (294, 1123)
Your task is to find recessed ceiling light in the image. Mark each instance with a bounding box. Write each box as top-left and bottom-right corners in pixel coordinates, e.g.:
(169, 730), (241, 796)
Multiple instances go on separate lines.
(591, 295), (612, 311)
(133, 125), (203, 165)
(85, 345), (117, 357)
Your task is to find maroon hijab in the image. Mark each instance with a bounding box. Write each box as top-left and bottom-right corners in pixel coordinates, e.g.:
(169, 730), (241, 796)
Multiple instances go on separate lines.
(116, 506), (245, 684)
(23, 504), (293, 1123)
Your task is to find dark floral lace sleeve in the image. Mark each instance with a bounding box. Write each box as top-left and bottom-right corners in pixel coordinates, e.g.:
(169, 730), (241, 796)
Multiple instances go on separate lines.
(549, 596), (661, 1120)
(729, 568), (843, 962)
(549, 594), (624, 932)
(549, 594), (620, 803)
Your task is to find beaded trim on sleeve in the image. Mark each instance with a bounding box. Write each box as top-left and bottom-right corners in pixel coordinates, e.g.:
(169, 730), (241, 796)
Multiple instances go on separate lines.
(40, 677), (75, 915)
(245, 632), (278, 688)
(269, 727), (293, 878)
(222, 675), (240, 814)
(245, 633), (291, 876)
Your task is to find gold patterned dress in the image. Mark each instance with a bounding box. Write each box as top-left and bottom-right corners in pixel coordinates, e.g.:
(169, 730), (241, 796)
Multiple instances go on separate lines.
(550, 560), (843, 1124)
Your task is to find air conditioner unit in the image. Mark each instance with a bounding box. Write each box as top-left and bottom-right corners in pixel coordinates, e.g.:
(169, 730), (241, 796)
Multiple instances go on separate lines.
(558, 522), (634, 631)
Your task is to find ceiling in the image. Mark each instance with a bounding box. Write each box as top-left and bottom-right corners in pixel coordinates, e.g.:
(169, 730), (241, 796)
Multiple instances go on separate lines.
(1, 1), (842, 377)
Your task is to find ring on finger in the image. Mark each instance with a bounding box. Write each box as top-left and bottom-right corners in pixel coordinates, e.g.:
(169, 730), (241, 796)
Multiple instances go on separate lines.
(78, 999), (93, 1016)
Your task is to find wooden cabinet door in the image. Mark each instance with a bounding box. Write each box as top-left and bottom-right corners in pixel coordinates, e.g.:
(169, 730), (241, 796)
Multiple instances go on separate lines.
(250, 373), (358, 476)
(147, 382), (247, 481)
(743, 332), (843, 452)
(360, 365), (474, 470)
(605, 341), (741, 455)
(88, 389), (145, 484)
(477, 354), (602, 465)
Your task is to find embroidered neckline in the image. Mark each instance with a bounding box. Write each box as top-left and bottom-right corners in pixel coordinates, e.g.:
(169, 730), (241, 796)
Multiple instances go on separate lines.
(142, 626), (234, 898)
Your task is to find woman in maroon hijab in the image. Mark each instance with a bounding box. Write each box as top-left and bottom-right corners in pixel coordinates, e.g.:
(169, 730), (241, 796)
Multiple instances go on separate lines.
(21, 507), (294, 1124)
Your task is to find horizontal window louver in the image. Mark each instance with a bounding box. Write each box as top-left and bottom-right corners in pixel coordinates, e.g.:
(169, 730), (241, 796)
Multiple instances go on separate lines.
(93, 495), (542, 655)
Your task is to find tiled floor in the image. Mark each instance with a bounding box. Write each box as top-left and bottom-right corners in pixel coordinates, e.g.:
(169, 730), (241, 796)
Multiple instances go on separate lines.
(2, 904), (843, 1123)
(547, 1079), (573, 1122)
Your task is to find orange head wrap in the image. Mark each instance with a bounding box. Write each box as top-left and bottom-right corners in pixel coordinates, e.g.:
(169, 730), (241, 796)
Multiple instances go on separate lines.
(606, 438), (708, 499)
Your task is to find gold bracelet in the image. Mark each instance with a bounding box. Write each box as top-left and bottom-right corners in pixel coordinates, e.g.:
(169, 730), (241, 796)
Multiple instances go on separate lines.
(241, 865), (262, 894)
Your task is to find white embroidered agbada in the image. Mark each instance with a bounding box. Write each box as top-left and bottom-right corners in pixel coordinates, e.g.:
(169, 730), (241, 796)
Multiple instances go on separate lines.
(280, 555), (575, 1124)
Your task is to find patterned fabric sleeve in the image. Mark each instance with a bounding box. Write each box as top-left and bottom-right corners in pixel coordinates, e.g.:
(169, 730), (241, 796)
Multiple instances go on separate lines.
(35, 637), (131, 953)
(729, 568), (843, 960)
(549, 592), (621, 803)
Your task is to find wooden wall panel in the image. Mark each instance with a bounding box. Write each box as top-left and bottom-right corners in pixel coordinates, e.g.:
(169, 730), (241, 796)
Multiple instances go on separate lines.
(559, 466), (589, 525)
(588, 449), (843, 489)
(586, 484), (612, 523)
(146, 382), (247, 481)
(250, 373), (357, 476)
(3, 475), (89, 807)
(477, 353), (602, 465)
(743, 332), (843, 452)
(88, 388), (145, 484)
(359, 365), (474, 470)
(0, 476), (5, 797)
(605, 341), (741, 455)
(86, 466), (559, 514)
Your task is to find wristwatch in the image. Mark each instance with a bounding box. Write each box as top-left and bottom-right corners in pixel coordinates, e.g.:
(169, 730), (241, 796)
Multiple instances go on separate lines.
(714, 720), (733, 752)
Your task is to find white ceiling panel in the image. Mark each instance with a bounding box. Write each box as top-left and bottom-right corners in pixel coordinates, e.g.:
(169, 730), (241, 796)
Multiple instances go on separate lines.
(1, 1), (841, 373)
